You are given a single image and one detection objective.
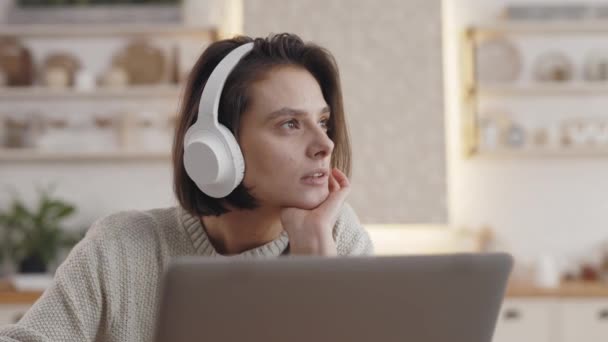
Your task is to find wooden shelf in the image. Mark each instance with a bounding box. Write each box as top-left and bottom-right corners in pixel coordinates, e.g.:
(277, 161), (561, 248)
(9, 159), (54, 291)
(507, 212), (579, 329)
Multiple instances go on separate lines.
(0, 149), (171, 162)
(0, 24), (216, 38)
(0, 85), (183, 101)
(472, 21), (608, 36)
(473, 148), (608, 158)
(477, 83), (608, 96)
(462, 25), (608, 158)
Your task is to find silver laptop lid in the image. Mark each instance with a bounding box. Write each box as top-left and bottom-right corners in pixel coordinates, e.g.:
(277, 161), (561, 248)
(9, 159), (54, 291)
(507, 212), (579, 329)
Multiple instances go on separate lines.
(155, 253), (513, 342)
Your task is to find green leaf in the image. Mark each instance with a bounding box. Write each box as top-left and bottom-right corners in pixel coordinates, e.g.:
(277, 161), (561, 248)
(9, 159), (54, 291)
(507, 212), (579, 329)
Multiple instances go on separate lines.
(0, 184), (82, 269)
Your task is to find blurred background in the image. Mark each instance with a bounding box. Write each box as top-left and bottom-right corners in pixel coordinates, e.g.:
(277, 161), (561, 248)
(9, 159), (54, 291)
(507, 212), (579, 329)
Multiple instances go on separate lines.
(1, 0), (608, 340)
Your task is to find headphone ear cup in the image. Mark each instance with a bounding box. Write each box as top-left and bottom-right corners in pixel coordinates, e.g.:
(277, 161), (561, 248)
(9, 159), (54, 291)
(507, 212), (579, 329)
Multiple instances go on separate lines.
(183, 125), (244, 198)
(216, 124), (245, 185)
(183, 127), (221, 187)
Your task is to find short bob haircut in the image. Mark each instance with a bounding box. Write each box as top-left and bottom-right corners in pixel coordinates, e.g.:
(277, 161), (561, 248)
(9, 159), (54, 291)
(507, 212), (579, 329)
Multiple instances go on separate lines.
(173, 33), (351, 217)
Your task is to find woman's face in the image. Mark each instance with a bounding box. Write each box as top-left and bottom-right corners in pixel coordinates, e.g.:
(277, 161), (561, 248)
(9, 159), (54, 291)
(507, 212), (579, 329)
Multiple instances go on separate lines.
(238, 66), (334, 210)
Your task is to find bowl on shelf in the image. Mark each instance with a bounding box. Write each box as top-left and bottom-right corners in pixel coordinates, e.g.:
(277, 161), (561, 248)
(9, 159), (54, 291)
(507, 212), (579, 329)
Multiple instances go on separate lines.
(533, 51), (574, 82)
(10, 274), (54, 292)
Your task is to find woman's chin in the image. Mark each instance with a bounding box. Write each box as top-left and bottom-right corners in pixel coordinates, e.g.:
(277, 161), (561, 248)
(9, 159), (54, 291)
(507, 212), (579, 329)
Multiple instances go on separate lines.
(284, 189), (329, 210)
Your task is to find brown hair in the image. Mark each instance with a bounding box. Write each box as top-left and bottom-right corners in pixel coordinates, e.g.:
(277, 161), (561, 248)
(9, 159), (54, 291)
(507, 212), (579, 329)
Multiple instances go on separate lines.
(173, 33), (351, 217)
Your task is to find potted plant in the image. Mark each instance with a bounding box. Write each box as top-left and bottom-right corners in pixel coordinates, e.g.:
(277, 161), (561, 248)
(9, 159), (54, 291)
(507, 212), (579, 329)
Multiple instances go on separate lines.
(0, 186), (85, 274)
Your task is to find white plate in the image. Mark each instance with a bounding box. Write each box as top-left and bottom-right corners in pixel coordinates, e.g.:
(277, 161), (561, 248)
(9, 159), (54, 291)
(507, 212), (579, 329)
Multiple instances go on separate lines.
(11, 274), (54, 292)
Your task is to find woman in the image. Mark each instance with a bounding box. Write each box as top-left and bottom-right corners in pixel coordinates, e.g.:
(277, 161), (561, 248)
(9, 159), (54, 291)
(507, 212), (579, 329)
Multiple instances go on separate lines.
(0, 33), (373, 342)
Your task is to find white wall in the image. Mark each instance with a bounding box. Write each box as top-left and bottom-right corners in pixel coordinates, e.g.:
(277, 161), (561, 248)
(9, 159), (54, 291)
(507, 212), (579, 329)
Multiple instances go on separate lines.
(243, 0), (447, 224)
(444, 0), (608, 264)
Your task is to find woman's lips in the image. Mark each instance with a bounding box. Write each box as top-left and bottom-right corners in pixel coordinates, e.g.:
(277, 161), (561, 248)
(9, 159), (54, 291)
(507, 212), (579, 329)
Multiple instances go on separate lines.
(300, 174), (329, 186)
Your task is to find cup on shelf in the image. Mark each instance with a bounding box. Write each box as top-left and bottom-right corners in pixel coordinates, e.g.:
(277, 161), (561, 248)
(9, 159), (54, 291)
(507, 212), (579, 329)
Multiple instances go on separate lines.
(43, 67), (70, 89)
(534, 254), (561, 288)
(36, 113), (120, 153)
(531, 125), (562, 150)
(591, 122), (608, 146)
(546, 124), (561, 148)
(563, 120), (582, 146)
(36, 114), (68, 151)
(479, 117), (499, 151)
(533, 51), (573, 82)
(563, 120), (607, 147)
(74, 70), (96, 92)
(478, 110), (512, 151)
(503, 122), (527, 149)
(584, 50), (608, 82)
(3, 113), (43, 148)
(132, 111), (172, 152)
(73, 114), (120, 152)
(532, 128), (548, 147)
(99, 66), (129, 88)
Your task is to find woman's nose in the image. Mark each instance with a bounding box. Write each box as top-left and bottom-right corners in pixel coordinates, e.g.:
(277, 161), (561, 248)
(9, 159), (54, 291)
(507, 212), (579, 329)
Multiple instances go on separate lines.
(308, 126), (335, 159)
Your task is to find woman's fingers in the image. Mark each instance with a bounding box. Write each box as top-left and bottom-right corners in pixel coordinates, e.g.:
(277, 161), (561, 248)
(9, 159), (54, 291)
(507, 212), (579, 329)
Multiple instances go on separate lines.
(320, 185), (350, 223)
(328, 169), (339, 192)
(318, 168), (350, 220)
(331, 168), (349, 189)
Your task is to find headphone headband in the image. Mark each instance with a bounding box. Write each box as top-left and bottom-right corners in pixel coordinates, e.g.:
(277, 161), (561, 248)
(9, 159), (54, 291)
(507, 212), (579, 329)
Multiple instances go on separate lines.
(196, 42), (254, 127)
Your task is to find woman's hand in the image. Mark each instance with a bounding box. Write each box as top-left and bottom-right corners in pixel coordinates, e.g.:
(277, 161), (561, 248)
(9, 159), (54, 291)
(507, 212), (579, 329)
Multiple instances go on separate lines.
(280, 168), (350, 256)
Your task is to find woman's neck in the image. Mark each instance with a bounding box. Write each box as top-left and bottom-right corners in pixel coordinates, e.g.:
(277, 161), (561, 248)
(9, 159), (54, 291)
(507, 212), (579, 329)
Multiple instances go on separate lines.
(201, 206), (284, 255)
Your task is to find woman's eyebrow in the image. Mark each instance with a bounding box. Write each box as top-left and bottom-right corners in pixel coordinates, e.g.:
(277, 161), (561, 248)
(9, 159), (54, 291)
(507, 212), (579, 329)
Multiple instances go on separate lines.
(266, 106), (331, 122)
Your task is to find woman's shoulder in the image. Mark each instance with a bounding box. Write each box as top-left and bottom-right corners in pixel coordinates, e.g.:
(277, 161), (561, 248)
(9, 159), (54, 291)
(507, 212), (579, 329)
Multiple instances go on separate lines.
(86, 207), (178, 239)
(81, 207), (185, 257)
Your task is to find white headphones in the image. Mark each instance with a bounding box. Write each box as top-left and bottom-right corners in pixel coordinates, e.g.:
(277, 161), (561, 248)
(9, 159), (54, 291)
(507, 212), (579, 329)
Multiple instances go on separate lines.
(183, 42), (254, 198)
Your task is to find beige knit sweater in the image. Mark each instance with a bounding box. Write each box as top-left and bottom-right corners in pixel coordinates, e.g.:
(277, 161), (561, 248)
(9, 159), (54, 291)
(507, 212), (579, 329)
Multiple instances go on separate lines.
(0, 204), (373, 342)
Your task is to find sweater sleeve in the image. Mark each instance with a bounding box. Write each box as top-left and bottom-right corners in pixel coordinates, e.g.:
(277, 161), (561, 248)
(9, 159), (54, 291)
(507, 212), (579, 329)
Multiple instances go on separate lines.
(0, 234), (105, 342)
(334, 203), (374, 256)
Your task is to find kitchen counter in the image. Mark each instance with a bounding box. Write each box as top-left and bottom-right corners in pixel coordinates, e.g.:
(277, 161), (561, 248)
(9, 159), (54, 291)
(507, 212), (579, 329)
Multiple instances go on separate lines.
(0, 280), (42, 304)
(2, 280), (608, 305)
(0, 291), (41, 304)
(506, 281), (608, 298)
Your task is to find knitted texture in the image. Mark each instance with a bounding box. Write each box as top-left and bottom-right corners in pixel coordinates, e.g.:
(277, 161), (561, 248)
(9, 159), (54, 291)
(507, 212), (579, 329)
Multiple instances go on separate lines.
(0, 203), (373, 342)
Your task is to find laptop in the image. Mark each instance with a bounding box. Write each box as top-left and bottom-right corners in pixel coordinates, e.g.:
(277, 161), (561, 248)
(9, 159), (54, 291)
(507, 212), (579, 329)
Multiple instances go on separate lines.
(155, 253), (513, 342)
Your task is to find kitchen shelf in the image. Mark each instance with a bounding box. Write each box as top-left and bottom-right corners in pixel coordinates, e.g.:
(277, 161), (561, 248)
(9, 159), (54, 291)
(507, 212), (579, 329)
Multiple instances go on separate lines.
(0, 85), (184, 101)
(0, 23), (213, 163)
(472, 21), (608, 36)
(473, 148), (608, 159)
(477, 83), (608, 96)
(0, 149), (170, 162)
(0, 24), (217, 38)
(461, 23), (608, 158)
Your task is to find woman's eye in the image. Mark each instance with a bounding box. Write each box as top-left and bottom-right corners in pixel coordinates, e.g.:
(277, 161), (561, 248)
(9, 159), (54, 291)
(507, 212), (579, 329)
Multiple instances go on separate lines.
(320, 119), (330, 131)
(281, 120), (298, 129)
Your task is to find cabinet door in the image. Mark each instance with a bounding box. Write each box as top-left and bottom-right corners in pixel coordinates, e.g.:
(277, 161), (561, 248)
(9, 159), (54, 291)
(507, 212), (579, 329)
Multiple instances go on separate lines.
(492, 299), (558, 342)
(560, 299), (608, 342)
(0, 304), (32, 326)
